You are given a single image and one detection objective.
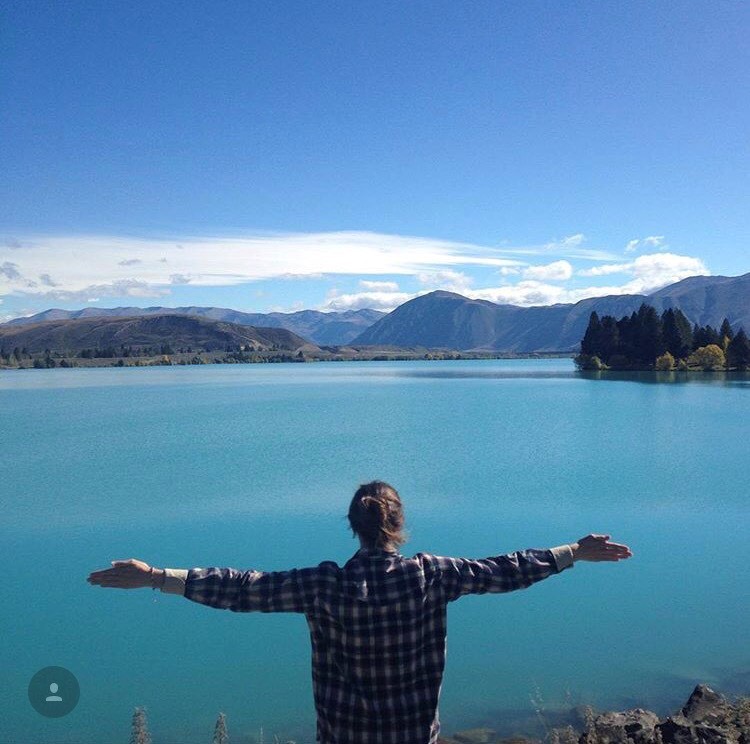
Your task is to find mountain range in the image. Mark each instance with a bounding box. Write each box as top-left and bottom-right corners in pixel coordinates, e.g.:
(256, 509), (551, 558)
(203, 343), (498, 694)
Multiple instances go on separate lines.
(2, 272), (748, 354)
(5, 306), (383, 345)
(353, 272), (750, 351)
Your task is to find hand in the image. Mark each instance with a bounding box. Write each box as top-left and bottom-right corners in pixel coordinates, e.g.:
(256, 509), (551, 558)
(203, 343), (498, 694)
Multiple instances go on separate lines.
(87, 558), (158, 589)
(571, 534), (632, 562)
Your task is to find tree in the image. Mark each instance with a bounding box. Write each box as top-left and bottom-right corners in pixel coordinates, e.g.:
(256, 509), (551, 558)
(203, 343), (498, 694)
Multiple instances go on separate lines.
(129, 707), (151, 744)
(662, 308), (693, 359)
(213, 712), (229, 744)
(727, 328), (750, 370)
(693, 324), (719, 349)
(720, 318), (734, 343)
(688, 344), (725, 371)
(655, 351), (675, 371)
(580, 312), (602, 356)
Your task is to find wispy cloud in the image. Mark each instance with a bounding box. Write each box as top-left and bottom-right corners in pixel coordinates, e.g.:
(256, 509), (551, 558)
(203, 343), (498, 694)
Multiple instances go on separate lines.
(495, 233), (618, 261)
(0, 231), (525, 301)
(624, 235), (667, 254)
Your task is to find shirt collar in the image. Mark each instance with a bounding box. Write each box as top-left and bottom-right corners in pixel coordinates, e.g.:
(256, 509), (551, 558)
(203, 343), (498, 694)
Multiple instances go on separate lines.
(355, 547), (400, 557)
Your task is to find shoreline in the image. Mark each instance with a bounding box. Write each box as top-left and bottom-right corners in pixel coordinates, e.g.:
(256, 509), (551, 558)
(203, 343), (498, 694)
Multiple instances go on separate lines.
(439, 684), (750, 744)
(0, 350), (574, 370)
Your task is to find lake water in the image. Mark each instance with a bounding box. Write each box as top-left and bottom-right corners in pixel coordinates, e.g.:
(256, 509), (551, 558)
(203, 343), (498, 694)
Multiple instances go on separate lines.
(1, 359), (748, 744)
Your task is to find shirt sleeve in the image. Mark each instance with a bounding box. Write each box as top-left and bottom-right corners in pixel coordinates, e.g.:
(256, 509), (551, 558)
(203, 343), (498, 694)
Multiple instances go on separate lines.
(160, 566), (317, 614)
(428, 544), (574, 603)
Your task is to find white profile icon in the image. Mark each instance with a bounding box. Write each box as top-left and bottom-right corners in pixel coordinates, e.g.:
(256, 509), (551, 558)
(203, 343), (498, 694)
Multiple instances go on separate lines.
(45, 683), (62, 702)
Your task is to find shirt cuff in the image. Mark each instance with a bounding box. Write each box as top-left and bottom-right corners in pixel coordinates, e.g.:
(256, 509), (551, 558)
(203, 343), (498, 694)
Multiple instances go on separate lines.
(160, 568), (188, 595)
(549, 544), (575, 572)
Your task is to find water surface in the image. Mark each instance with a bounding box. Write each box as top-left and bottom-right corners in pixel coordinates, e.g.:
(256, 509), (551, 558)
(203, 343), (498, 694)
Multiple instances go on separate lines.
(1, 359), (748, 743)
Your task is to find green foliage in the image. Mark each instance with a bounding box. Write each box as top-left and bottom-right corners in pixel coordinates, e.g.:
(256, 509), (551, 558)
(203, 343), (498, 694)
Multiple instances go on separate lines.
(580, 305), (746, 370)
(662, 308), (693, 359)
(727, 328), (750, 370)
(574, 354), (606, 370)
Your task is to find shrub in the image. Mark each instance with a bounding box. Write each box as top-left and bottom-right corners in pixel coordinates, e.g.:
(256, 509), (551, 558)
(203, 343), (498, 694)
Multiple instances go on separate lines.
(654, 351), (675, 371)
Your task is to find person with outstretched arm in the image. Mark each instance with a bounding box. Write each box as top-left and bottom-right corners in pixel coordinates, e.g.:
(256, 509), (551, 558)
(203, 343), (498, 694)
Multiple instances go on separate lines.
(87, 480), (632, 744)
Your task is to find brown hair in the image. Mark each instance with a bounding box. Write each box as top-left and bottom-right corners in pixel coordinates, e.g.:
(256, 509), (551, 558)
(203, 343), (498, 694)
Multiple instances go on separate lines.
(347, 481), (407, 550)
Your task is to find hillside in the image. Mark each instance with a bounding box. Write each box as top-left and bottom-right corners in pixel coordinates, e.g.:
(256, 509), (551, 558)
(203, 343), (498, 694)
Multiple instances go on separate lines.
(0, 314), (316, 354)
(354, 273), (750, 351)
(5, 306), (384, 345)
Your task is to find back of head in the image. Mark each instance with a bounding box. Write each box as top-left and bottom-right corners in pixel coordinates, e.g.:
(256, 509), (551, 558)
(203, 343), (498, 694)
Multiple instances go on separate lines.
(348, 481), (406, 551)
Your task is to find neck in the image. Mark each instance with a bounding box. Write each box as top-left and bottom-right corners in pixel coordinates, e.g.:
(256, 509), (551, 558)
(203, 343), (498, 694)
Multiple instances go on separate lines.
(359, 539), (396, 552)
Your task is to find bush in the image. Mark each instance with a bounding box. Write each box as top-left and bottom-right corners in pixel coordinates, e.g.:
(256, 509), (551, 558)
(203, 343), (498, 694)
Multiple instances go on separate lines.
(654, 351), (675, 371)
(574, 354), (606, 370)
(688, 344), (725, 371)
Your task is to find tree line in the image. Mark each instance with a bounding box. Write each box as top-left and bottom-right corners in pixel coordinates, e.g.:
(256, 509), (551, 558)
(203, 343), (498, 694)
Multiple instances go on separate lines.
(575, 304), (750, 371)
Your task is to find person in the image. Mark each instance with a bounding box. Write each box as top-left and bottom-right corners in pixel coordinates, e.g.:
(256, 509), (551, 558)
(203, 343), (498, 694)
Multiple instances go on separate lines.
(87, 480), (632, 744)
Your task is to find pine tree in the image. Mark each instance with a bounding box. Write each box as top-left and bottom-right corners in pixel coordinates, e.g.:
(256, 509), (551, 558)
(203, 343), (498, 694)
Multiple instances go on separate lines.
(720, 318), (734, 342)
(727, 328), (750, 370)
(213, 712), (229, 744)
(130, 707), (151, 744)
(662, 308), (693, 360)
(580, 312), (601, 356)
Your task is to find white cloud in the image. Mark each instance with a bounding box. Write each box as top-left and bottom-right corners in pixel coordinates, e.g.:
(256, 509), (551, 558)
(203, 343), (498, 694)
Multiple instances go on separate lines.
(0, 231), (524, 300)
(359, 280), (400, 292)
(522, 260), (573, 282)
(499, 266), (521, 276)
(493, 233), (619, 261)
(322, 290), (419, 312)
(464, 252), (709, 308)
(417, 269), (473, 293)
(576, 252), (708, 293)
(578, 262), (631, 277)
(624, 235), (667, 253)
(469, 281), (568, 307)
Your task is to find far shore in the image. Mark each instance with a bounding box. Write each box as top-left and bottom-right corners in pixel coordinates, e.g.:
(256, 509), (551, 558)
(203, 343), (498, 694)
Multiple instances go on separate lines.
(0, 349), (574, 370)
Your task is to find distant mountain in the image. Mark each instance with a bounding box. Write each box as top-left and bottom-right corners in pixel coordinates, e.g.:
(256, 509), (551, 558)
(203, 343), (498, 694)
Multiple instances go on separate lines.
(5, 306), (384, 345)
(354, 273), (750, 352)
(0, 314), (316, 354)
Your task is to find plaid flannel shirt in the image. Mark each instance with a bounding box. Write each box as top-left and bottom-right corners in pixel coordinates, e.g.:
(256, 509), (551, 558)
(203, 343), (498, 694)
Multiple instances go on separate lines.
(162, 545), (574, 744)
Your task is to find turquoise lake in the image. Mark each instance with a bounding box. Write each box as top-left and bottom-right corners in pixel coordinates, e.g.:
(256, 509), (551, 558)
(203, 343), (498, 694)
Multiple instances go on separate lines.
(1, 359), (748, 744)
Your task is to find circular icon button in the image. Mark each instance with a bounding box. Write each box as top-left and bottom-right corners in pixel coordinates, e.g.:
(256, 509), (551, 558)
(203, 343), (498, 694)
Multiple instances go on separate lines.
(28, 666), (80, 718)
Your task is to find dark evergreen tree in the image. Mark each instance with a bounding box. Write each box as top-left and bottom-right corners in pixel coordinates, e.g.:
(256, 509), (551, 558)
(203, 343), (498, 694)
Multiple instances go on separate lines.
(632, 304), (664, 365)
(727, 328), (750, 370)
(693, 324), (719, 349)
(598, 315), (620, 364)
(662, 308), (694, 359)
(580, 312), (602, 355)
(720, 318), (734, 343)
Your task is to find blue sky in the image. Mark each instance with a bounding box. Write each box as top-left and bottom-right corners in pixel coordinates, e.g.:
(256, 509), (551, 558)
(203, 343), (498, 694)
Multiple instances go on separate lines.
(1, 1), (748, 320)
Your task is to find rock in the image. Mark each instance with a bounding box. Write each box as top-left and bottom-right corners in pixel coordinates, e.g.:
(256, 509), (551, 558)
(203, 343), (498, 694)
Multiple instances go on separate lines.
(657, 716), (739, 744)
(681, 686), (733, 726)
(585, 709), (660, 744)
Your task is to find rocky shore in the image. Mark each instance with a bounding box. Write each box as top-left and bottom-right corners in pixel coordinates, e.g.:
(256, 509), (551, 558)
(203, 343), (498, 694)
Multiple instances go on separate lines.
(439, 686), (749, 744)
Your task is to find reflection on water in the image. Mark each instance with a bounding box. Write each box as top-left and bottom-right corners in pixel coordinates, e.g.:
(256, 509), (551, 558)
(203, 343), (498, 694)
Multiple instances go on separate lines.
(3, 358), (748, 390)
(576, 370), (750, 386)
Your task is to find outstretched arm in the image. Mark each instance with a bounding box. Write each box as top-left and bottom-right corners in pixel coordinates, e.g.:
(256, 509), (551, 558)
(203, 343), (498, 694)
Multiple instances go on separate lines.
(431, 534), (631, 602)
(87, 559), (316, 613)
